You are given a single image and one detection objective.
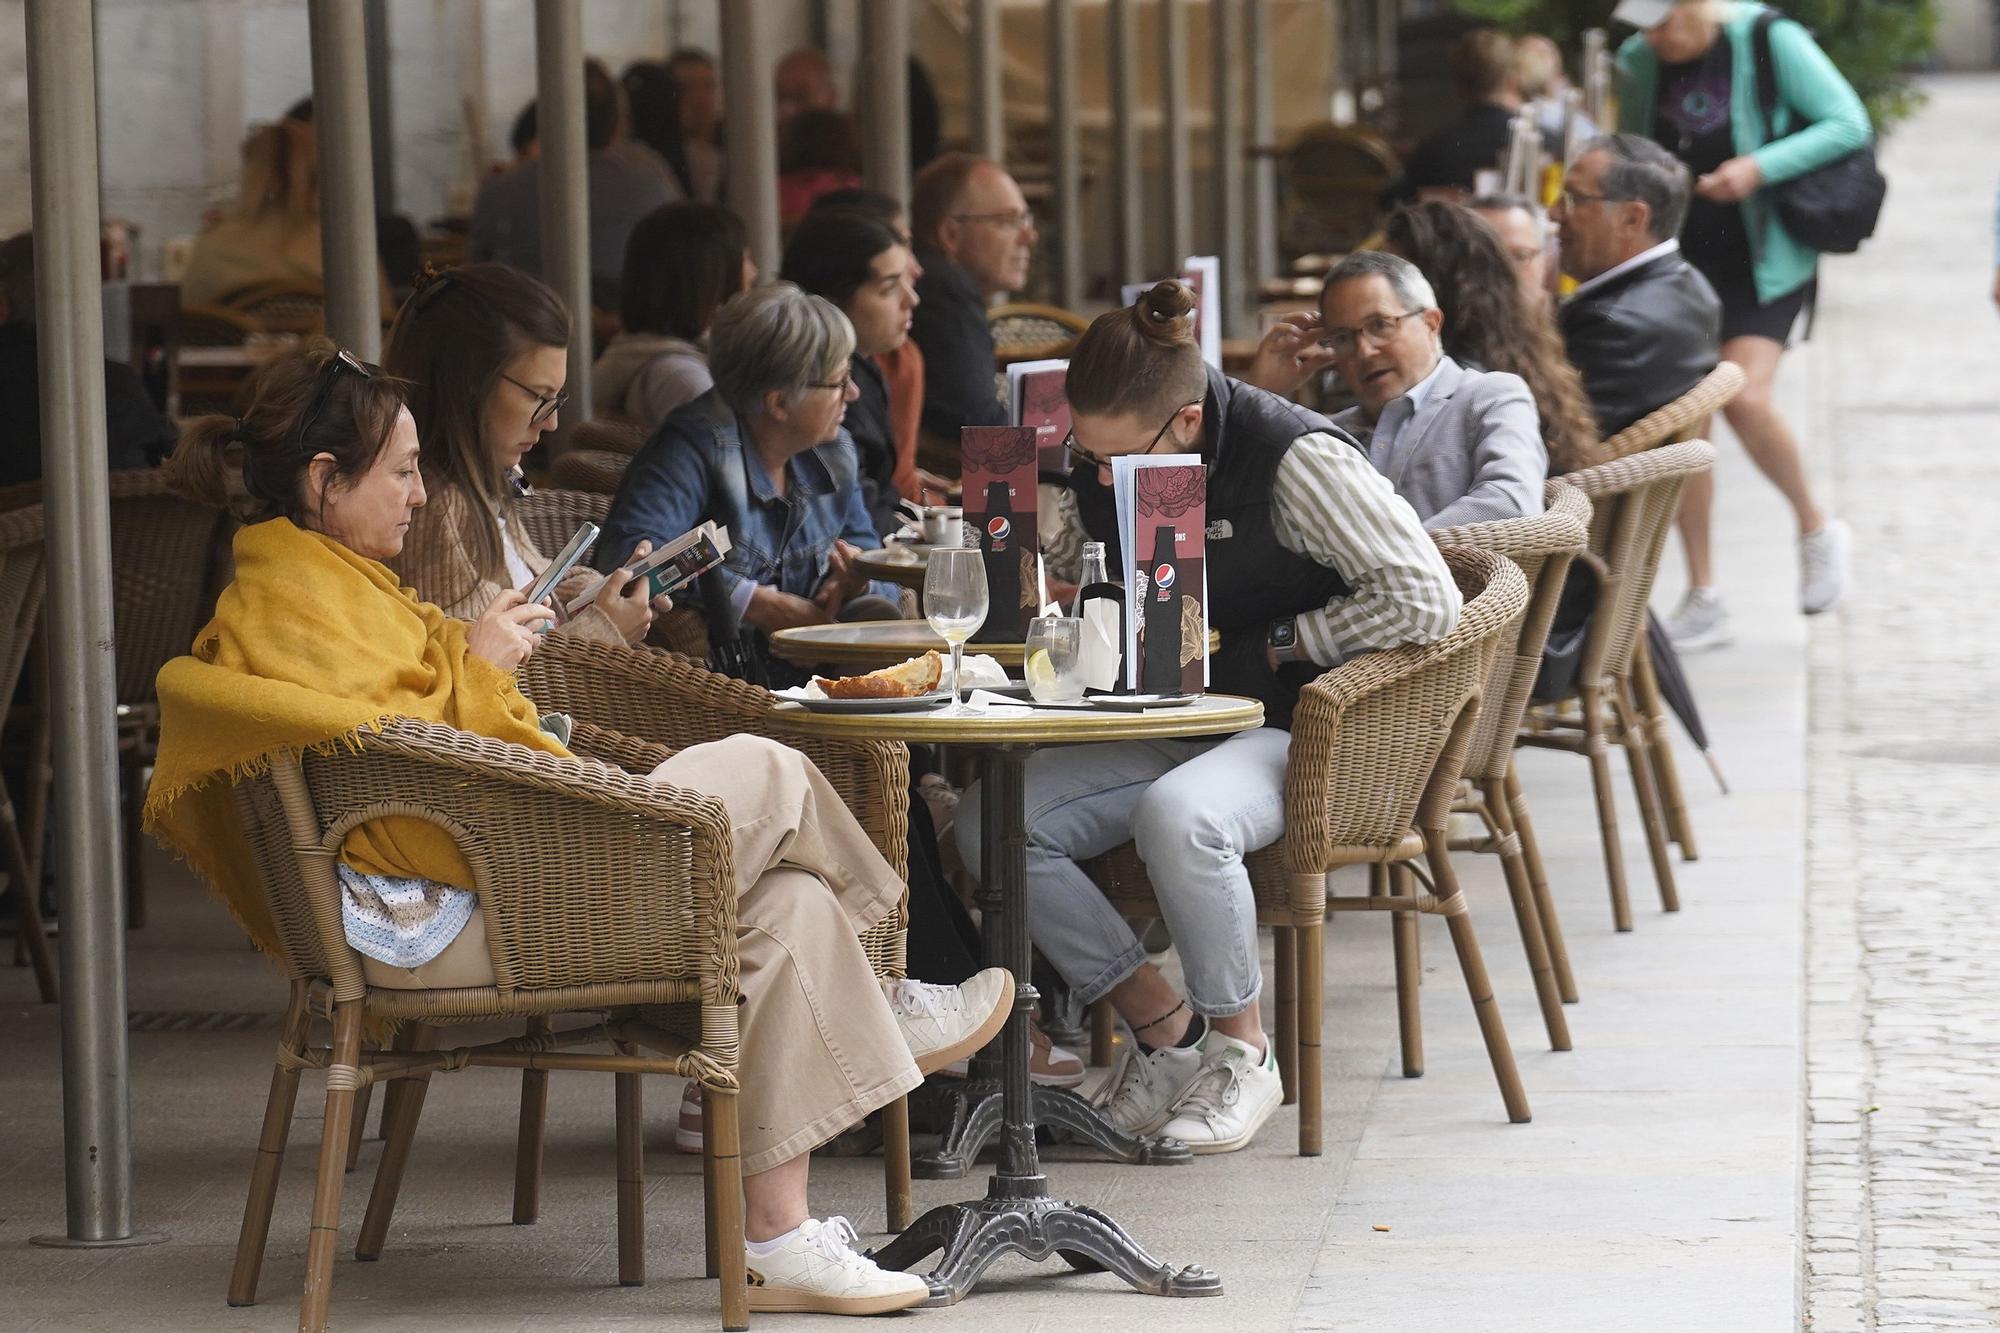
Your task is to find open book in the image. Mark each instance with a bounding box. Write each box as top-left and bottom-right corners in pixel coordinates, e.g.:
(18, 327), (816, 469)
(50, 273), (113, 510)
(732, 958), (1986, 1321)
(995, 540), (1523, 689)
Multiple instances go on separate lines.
(563, 521), (731, 615)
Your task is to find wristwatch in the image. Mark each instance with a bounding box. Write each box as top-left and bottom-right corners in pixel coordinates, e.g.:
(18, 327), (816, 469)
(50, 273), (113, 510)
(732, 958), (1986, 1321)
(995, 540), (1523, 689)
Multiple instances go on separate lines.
(1267, 616), (1299, 663)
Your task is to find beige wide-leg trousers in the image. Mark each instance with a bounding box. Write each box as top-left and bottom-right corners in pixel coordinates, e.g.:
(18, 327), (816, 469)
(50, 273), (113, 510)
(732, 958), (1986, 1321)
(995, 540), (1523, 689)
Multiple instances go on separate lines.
(367, 735), (922, 1176)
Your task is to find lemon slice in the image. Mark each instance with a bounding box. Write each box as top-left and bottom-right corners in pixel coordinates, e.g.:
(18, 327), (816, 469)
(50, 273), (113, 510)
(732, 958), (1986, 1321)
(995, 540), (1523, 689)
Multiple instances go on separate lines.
(1025, 648), (1057, 695)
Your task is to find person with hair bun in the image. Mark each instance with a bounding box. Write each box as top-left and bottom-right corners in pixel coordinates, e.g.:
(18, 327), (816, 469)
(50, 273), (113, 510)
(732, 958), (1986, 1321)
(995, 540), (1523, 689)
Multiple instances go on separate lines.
(383, 263), (659, 647)
(956, 279), (1460, 1156)
(146, 340), (1010, 1318)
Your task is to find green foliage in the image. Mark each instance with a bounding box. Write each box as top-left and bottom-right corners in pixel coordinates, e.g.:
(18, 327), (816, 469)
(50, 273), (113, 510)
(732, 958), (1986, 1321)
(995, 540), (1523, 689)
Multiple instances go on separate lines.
(1448, 0), (1938, 130)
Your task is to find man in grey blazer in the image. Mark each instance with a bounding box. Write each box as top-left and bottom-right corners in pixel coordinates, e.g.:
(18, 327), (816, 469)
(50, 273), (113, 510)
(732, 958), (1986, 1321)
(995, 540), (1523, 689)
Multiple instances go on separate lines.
(1321, 251), (1547, 529)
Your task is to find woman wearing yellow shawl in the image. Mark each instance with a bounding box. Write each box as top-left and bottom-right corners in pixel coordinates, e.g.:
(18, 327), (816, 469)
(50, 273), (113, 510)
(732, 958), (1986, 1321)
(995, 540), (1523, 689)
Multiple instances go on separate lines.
(145, 342), (1010, 1317)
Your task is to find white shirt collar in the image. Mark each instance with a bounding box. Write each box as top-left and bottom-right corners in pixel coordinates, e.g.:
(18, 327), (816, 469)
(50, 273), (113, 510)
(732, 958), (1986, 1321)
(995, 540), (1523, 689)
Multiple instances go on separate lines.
(1569, 238), (1680, 301)
(1387, 354), (1451, 422)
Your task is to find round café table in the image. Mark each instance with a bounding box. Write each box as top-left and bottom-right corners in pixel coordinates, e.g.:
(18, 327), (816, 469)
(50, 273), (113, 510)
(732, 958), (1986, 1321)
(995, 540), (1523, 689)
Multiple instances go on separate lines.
(769, 618), (1223, 672)
(853, 542), (930, 591)
(768, 692), (1263, 1307)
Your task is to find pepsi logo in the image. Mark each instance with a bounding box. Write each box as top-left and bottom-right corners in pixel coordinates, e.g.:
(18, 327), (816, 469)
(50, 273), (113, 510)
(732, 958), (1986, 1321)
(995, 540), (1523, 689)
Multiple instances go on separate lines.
(1153, 563), (1176, 591)
(987, 516), (1012, 541)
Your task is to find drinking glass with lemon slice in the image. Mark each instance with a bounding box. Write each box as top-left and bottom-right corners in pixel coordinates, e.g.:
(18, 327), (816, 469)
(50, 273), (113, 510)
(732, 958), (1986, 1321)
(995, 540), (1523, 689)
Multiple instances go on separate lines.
(1024, 614), (1085, 704)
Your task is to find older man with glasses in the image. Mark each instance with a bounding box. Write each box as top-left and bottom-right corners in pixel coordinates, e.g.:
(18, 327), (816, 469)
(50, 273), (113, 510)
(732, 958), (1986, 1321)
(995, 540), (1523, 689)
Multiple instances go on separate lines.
(596, 282), (903, 684)
(1320, 251), (1548, 529)
(907, 152), (1039, 443)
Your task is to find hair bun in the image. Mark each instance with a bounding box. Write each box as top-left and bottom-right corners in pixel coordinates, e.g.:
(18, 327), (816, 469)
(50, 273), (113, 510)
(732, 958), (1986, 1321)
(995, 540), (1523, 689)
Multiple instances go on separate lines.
(1132, 279), (1196, 348)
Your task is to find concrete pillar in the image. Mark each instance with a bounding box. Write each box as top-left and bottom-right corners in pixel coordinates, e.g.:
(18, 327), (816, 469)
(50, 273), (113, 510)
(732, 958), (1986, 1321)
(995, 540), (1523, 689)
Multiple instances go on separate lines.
(309, 0), (382, 360)
(1048, 0), (1083, 310)
(1246, 0), (1277, 304)
(860, 0), (911, 204)
(1162, 0), (1192, 266)
(722, 1), (782, 276)
(363, 0), (395, 214)
(1109, 0), (1143, 286)
(21, 0), (142, 1250)
(534, 0), (592, 429)
(1211, 0), (1246, 336)
(969, 0), (1004, 164)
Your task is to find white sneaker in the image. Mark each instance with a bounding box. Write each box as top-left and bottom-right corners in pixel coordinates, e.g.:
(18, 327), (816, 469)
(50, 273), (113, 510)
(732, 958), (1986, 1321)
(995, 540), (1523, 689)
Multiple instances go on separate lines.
(1662, 587), (1733, 653)
(1799, 519), (1851, 615)
(1094, 1040), (1206, 1137)
(1159, 1033), (1284, 1155)
(745, 1216), (929, 1315)
(883, 968), (1012, 1076)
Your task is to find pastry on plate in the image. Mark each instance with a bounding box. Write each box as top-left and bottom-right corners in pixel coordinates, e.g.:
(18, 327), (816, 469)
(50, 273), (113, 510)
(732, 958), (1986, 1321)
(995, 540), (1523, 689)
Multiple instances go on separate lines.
(813, 651), (944, 700)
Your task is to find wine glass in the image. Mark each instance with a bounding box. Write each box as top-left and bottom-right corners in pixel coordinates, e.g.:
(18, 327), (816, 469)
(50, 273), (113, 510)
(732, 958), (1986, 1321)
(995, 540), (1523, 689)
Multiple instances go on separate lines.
(924, 547), (989, 715)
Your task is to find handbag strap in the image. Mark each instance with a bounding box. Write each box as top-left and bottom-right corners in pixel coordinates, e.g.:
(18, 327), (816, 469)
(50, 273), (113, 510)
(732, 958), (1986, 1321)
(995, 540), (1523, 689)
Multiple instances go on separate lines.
(1751, 8), (1782, 140)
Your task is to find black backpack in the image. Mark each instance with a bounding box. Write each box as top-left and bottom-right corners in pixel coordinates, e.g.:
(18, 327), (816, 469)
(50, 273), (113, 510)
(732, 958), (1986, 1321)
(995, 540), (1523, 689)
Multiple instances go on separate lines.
(1750, 9), (1886, 255)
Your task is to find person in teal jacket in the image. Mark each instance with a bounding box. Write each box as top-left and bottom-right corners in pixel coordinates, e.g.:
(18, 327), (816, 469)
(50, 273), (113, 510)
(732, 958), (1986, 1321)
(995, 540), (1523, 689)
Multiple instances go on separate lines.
(1611, 0), (1865, 647)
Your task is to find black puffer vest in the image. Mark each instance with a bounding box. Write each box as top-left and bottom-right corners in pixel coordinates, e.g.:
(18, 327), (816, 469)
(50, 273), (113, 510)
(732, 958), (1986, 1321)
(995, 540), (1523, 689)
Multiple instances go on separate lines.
(1070, 366), (1362, 729)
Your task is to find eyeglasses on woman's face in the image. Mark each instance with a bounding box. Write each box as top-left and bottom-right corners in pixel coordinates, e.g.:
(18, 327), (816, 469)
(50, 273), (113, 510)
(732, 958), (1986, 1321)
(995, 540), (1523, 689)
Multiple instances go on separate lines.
(807, 372), (855, 397)
(500, 372), (568, 427)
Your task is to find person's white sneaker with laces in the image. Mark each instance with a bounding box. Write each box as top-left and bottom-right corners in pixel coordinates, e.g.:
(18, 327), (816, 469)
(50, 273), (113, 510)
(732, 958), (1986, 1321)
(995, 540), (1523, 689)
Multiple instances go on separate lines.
(883, 968), (1012, 1076)
(1662, 587), (1733, 652)
(745, 1216), (929, 1315)
(1799, 519), (1851, 614)
(1159, 1033), (1283, 1155)
(1094, 1040), (1206, 1137)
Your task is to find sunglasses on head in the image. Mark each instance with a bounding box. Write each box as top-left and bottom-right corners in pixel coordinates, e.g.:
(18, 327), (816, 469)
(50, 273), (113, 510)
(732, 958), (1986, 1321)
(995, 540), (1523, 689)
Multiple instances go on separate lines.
(297, 348), (373, 453)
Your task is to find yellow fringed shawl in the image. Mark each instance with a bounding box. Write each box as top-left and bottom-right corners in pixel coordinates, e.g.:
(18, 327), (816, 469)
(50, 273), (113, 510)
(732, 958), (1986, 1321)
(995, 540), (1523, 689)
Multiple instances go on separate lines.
(143, 517), (566, 956)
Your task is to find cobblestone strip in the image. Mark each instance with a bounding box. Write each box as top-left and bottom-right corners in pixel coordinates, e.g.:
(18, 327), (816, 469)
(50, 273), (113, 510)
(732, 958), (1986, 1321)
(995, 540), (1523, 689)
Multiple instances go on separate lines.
(1803, 75), (2000, 1333)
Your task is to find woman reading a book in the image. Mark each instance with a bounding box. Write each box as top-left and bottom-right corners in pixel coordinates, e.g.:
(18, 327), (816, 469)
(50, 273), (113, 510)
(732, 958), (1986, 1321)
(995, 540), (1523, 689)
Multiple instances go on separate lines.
(382, 263), (660, 646)
(956, 280), (1461, 1156)
(146, 341), (1010, 1316)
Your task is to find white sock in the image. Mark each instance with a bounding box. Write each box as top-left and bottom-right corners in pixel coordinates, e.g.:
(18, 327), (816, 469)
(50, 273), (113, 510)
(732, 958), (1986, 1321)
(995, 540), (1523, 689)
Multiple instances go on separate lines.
(746, 1224), (802, 1255)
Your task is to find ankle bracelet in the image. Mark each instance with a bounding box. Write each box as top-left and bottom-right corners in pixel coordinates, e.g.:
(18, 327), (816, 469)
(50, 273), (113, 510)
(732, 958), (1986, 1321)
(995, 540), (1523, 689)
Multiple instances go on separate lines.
(1129, 999), (1188, 1036)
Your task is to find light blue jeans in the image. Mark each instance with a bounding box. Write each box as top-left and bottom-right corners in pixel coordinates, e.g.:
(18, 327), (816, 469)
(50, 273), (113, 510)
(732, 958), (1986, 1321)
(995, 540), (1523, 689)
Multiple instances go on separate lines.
(954, 727), (1291, 1017)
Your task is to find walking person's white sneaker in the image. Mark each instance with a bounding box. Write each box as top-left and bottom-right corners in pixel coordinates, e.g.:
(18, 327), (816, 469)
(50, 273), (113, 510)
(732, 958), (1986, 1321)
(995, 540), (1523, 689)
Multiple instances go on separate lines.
(744, 1216), (929, 1315)
(883, 967), (1012, 1076)
(1799, 518), (1851, 614)
(1662, 587), (1734, 652)
(1159, 1033), (1284, 1155)
(1094, 1040), (1206, 1137)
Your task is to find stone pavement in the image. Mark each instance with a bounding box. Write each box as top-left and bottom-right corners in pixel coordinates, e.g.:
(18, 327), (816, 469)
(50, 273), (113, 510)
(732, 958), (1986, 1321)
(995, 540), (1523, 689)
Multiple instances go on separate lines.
(1800, 74), (2000, 1333)
(3, 76), (1989, 1333)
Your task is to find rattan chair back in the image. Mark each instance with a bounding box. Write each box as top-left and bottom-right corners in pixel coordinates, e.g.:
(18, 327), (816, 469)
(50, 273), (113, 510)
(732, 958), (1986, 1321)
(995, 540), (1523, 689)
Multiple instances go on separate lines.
(1280, 547), (1528, 868)
(988, 302), (1089, 363)
(548, 448), (631, 495)
(221, 282), (327, 335)
(569, 418), (649, 457)
(1566, 440), (1714, 687)
(108, 469), (232, 705)
(176, 304), (259, 347)
(0, 505), (46, 702)
(1428, 481), (1592, 782)
(1594, 362), (1745, 463)
(514, 488), (610, 565)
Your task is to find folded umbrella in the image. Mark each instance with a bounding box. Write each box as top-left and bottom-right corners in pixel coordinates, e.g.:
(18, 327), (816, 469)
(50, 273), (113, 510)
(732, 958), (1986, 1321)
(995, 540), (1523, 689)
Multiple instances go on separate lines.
(1644, 612), (1728, 793)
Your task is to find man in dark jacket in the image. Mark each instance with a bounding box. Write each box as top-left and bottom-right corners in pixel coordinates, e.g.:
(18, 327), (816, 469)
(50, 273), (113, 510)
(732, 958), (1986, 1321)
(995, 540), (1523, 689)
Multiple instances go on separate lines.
(0, 232), (175, 487)
(907, 152), (1037, 443)
(1553, 134), (1721, 440)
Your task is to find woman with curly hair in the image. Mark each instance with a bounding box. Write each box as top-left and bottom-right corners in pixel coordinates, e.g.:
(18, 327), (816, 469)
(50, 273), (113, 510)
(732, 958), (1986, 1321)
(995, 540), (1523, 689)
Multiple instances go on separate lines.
(1383, 200), (1602, 473)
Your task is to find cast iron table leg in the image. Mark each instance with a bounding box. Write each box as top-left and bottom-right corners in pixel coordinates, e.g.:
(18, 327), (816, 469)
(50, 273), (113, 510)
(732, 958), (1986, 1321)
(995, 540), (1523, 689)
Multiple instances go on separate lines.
(873, 746), (1221, 1305)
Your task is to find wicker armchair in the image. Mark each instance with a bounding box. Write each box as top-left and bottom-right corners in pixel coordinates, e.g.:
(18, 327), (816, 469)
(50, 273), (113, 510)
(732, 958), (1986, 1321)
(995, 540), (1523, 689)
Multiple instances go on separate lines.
(518, 632), (916, 1228)
(1431, 481), (1593, 1041)
(109, 469), (235, 927)
(988, 301), (1090, 364)
(175, 304), (259, 347)
(548, 447), (631, 495)
(219, 281), (327, 335)
(1594, 362), (1746, 464)
(0, 505), (54, 1001)
(1520, 441), (1716, 932)
(221, 717), (756, 1331)
(514, 487), (610, 565)
(1083, 548), (1533, 1151)
(569, 417), (649, 457)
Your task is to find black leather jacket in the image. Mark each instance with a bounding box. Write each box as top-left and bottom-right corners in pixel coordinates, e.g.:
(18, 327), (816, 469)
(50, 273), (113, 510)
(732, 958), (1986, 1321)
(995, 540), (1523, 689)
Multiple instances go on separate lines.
(1559, 249), (1723, 443)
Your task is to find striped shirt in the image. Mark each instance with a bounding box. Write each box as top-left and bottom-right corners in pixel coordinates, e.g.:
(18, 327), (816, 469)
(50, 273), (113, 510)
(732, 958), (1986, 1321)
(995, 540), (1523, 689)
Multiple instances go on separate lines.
(1270, 431), (1462, 666)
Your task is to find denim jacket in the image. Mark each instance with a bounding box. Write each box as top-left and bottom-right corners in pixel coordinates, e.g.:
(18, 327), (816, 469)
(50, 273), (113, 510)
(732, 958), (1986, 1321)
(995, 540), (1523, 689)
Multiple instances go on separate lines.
(596, 388), (901, 619)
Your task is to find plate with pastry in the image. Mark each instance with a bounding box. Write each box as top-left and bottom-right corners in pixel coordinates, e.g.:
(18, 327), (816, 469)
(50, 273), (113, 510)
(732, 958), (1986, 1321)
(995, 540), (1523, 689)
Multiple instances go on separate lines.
(775, 652), (951, 713)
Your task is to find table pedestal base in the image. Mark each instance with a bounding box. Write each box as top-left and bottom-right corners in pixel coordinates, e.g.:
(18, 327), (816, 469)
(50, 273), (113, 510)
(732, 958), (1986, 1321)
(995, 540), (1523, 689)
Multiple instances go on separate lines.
(913, 1080), (1193, 1179)
(872, 1183), (1223, 1307)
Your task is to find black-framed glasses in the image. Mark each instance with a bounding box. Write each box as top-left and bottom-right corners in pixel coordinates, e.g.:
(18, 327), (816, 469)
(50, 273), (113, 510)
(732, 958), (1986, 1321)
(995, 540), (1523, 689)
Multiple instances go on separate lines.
(1315, 310), (1426, 356)
(501, 372), (568, 427)
(951, 209), (1035, 232)
(296, 348), (372, 452)
(1064, 399), (1201, 472)
(807, 372), (855, 396)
